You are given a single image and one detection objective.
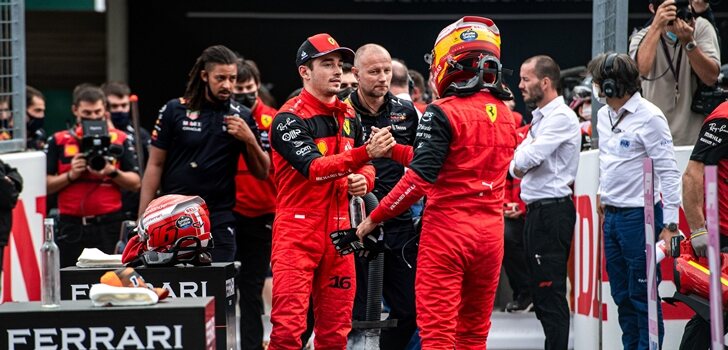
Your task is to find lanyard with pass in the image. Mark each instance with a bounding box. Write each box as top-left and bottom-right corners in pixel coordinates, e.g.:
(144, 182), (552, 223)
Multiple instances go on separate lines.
(609, 109), (629, 134)
(660, 37), (683, 103)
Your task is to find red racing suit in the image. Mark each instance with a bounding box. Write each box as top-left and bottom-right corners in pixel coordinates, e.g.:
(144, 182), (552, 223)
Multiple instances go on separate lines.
(268, 88), (375, 350)
(370, 91), (516, 349)
(234, 98), (277, 217)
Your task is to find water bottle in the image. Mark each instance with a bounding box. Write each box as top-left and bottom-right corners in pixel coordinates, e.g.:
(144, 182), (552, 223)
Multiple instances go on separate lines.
(349, 196), (366, 228)
(40, 218), (60, 308)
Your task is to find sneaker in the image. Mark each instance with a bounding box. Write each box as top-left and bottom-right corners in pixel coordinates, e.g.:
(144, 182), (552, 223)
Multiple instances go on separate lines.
(89, 267), (168, 306)
(505, 295), (533, 313)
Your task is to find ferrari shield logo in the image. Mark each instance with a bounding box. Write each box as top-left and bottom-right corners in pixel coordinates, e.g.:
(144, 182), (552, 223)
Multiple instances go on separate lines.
(261, 114), (273, 129)
(343, 119), (351, 136)
(485, 104), (497, 123)
(317, 140), (328, 155)
(64, 144), (79, 157)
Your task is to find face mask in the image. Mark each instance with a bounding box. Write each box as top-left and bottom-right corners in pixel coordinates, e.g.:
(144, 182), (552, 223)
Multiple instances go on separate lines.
(233, 92), (257, 108)
(110, 111), (130, 129)
(337, 87), (354, 101)
(27, 116), (44, 133)
(592, 83), (607, 104)
(666, 31), (678, 42)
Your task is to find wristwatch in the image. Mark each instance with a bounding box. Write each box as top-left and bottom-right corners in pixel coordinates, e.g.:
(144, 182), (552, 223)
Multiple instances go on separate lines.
(685, 41), (698, 52)
(666, 223), (678, 232)
(108, 169), (119, 179)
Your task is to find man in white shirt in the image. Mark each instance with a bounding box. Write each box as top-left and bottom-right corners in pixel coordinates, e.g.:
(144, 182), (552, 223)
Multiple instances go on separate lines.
(511, 55), (581, 350)
(590, 52), (681, 350)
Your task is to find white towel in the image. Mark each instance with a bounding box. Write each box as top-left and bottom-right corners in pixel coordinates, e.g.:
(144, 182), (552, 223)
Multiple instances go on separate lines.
(76, 248), (123, 268)
(89, 283), (158, 306)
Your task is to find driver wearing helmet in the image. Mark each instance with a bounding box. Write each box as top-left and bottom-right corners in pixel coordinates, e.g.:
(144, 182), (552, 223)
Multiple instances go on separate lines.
(357, 16), (517, 348)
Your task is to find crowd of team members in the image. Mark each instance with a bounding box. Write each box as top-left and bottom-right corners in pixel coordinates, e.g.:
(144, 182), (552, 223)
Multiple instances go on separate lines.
(33, 1), (728, 349)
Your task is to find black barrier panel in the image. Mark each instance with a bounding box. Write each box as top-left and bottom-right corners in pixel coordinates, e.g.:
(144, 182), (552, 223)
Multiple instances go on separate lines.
(60, 263), (235, 350)
(0, 298), (215, 350)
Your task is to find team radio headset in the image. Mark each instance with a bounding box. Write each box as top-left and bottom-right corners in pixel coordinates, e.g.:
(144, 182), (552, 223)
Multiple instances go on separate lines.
(603, 53), (627, 133)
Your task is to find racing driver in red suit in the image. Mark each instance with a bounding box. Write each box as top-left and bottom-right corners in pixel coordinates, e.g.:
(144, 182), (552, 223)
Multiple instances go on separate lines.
(268, 33), (395, 349)
(357, 17), (517, 348)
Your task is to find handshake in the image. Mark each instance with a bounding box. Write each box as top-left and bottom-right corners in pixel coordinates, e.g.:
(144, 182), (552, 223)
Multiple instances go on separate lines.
(365, 126), (396, 159)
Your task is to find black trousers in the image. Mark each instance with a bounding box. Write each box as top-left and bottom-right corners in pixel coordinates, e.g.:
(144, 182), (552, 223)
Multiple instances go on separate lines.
(209, 211), (237, 263)
(234, 212), (274, 350)
(524, 198), (575, 350)
(352, 229), (418, 350)
(57, 215), (123, 268)
(504, 216), (530, 300)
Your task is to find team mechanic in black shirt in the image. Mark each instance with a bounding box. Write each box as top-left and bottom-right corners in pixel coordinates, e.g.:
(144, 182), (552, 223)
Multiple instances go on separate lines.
(139, 45), (270, 262)
(345, 43), (419, 349)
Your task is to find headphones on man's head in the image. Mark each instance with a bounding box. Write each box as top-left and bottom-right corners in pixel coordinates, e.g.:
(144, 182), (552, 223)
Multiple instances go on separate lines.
(601, 53), (621, 99)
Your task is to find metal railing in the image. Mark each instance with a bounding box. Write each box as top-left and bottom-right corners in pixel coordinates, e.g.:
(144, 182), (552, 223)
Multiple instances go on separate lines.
(0, 0), (25, 154)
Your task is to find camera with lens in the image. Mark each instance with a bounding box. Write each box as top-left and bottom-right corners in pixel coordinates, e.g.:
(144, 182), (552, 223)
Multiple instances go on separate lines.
(691, 85), (728, 115)
(674, 0), (693, 22)
(80, 119), (123, 171)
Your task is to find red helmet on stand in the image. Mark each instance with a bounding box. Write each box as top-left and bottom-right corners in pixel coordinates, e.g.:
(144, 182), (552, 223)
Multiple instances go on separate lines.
(124, 195), (212, 266)
(428, 16), (507, 98)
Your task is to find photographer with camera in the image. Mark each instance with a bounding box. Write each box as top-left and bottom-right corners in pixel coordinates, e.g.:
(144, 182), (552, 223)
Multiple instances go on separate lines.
(45, 85), (141, 267)
(630, 0), (720, 146)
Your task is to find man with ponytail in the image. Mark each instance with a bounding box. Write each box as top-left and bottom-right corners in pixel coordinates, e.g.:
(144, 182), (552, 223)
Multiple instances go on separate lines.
(139, 45), (270, 262)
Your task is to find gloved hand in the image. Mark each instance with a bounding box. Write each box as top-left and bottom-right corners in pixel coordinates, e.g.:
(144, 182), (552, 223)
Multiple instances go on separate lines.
(330, 228), (384, 261)
(330, 228), (365, 256)
(690, 228), (709, 257)
(359, 228), (384, 261)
